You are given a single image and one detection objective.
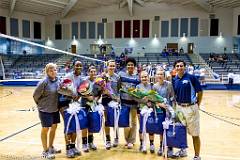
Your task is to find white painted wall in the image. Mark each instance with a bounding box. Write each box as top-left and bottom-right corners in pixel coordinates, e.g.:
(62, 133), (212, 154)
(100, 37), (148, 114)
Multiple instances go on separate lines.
(47, 36), (233, 56)
(0, 4), (236, 54)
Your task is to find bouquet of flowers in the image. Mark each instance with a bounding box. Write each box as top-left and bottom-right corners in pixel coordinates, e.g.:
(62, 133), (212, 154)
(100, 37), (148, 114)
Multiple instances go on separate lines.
(78, 80), (91, 95)
(120, 88), (148, 99)
(120, 88), (164, 103)
(58, 78), (75, 96)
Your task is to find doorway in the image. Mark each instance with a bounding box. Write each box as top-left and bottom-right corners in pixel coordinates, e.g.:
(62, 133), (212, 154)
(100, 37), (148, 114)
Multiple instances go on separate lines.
(188, 43), (194, 54)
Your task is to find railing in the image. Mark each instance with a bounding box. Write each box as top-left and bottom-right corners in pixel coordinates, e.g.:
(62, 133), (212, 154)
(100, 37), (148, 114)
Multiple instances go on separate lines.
(193, 53), (216, 79)
(0, 56), (6, 79)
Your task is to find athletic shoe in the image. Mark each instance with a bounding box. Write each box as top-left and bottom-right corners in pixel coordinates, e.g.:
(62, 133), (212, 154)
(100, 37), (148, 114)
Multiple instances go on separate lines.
(42, 151), (55, 159)
(112, 138), (119, 147)
(89, 143), (97, 150)
(150, 144), (155, 153)
(82, 144), (89, 152)
(167, 149), (174, 158)
(105, 141), (111, 150)
(127, 143), (134, 149)
(157, 148), (163, 156)
(72, 147), (81, 156)
(174, 148), (187, 157)
(141, 145), (147, 154)
(193, 156), (201, 160)
(66, 149), (75, 158)
(48, 146), (61, 154)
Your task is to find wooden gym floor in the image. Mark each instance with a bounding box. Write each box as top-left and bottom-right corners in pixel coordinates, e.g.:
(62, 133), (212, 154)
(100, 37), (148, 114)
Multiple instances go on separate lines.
(0, 86), (240, 160)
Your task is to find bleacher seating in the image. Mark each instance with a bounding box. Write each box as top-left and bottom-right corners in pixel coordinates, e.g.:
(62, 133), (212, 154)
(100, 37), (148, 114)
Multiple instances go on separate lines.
(1, 53), (192, 79)
(1, 54), (63, 79)
(143, 53), (192, 65)
(200, 53), (240, 80)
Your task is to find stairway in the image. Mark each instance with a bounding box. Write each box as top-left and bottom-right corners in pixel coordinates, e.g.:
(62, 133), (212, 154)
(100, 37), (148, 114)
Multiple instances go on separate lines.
(188, 53), (221, 83)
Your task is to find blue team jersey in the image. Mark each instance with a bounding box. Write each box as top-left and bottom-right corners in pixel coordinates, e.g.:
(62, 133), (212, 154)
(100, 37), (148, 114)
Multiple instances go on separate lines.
(172, 72), (202, 104)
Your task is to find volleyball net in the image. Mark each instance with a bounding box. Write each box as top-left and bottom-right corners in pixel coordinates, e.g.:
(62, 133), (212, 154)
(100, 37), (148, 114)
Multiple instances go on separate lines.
(0, 33), (106, 79)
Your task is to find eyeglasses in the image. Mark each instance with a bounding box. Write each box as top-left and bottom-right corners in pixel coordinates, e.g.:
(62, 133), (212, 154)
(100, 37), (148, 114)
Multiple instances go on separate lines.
(176, 65), (184, 67)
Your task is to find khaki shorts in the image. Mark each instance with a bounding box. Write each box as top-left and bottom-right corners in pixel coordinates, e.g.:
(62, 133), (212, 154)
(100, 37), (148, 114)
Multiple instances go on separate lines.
(176, 104), (200, 136)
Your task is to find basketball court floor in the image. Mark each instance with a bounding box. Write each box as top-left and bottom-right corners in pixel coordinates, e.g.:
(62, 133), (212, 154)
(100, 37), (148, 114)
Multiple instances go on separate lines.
(0, 86), (240, 160)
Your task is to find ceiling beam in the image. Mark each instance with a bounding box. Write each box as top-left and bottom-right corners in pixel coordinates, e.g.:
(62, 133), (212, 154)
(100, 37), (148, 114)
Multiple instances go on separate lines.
(212, 0), (237, 6)
(47, 0), (68, 5)
(27, 0), (65, 8)
(62, 0), (78, 18)
(9, 0), (17, 17)
(120, 0), (128, 7)
(135, 0), (144, 6)
(193, 0), (211, 12)
(127, 0), (133, 16)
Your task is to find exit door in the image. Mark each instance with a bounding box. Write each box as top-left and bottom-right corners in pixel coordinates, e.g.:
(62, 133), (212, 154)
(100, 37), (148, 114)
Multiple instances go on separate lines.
(188, 43), (194, 54)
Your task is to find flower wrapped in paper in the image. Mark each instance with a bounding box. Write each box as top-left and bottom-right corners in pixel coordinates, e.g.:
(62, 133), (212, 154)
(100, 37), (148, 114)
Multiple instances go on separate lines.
(120, 88), (164, 103)
(78, 80), (92, 96)
(58, 78), (75, 97)
(146, 90), (164, 103)
(174, 110), (187, 126)
(120, 88), (148, 99)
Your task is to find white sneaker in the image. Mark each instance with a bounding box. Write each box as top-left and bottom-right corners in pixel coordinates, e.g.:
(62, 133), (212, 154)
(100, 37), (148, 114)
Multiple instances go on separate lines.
(42, 151), (55, 159)
(72, 147), (81, 156)
(157, 148), (163, 156)
(127, 143), (134, 149)
(48, 146), (61, 154)
(89, 143), (97, 150)
(174, 148), (187, 157)
(112, 138), (119, 147)
(150, 144), (155, 153)
(167, 149), (174, 158)
(105, 141), (111, 150)
(66, 149), (75, 158)
(193, 156), (201, 160)
(141, 145), (147, 154)
(82, 144), (89, 152)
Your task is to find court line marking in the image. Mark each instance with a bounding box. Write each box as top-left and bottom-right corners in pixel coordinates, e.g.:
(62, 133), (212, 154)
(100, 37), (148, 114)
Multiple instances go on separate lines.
(198, 154), (240, 160)
(0, 90), (13, 98)
(2, 140), (240, 160)
(0, 122), (40, 142)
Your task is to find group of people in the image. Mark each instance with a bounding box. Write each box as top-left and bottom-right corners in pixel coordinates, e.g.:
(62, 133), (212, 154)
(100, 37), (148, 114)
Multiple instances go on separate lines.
(33, 57), (203, 160)
(162, 47), (184, 57)
(209, 53), (228, 64)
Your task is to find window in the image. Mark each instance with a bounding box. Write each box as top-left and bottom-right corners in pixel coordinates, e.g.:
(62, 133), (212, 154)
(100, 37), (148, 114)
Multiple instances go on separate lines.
(34, 22), (41, 39)
(0, 16), (6, 34)
(210, 18), (219, 36)
(115, 21), (122, 38)
(161, 21), (169, 37)
(22, 20), (30, 38)
(55, 24), (62, 40)
(10, 18), (19, 37)
(72, 22), (78, 39)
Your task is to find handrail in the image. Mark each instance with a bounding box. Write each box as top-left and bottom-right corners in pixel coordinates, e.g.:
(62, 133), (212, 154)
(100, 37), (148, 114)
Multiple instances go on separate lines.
(0, 56), (6, 79)
(193, 52), (215, 79)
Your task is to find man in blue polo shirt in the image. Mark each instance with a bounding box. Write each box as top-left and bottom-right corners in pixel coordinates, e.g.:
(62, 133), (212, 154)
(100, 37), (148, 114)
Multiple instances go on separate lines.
(172, 59), (203, 160)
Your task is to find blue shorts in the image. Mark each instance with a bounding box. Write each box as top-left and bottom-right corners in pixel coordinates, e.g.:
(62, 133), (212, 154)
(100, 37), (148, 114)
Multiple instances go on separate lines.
(39, 111), (60, 128)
